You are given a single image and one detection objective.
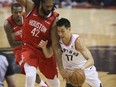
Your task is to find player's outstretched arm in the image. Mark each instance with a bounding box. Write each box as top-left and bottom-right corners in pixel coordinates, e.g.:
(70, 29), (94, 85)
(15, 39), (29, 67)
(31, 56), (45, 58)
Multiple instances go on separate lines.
(16, 0), (34, 14)
(51, 18), (69, 79)
(16, 0), (26, 6)
(51, 18), (64, 70)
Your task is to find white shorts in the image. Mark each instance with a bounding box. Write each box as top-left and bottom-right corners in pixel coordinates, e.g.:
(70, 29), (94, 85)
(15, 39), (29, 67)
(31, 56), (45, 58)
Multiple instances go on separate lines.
(84, 66), (101, 87)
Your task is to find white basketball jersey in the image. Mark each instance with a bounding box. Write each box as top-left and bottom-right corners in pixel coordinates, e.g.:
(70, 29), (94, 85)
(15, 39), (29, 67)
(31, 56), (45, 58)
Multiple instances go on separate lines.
(59, 34), (87, 70)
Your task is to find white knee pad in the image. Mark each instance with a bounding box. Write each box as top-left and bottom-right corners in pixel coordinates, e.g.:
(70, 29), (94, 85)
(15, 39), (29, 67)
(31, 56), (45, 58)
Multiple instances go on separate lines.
(24, 63), (37, 87)
(47, 75), (60, 87)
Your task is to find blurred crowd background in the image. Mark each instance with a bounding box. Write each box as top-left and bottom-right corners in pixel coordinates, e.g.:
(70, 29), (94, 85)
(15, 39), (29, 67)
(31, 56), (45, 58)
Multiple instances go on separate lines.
(0, 0), (116, 8)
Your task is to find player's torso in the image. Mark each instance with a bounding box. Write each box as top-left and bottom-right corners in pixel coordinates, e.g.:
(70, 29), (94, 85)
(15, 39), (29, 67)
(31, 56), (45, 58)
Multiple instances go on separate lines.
(22, 7), (59, 48)
(59, 34), (87, 69)
(7, 14), (25, 41)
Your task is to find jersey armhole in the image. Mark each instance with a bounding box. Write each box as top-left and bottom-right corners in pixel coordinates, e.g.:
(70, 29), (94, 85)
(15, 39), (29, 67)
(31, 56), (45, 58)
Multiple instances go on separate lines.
(26, 6), (36, 18)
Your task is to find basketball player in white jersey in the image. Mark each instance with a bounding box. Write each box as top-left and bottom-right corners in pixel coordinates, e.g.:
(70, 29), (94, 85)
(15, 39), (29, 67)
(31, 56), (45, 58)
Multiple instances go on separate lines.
(56, 18), (103, 87)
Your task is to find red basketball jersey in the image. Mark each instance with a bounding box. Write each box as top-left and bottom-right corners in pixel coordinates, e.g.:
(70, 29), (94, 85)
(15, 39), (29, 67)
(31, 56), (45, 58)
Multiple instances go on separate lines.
(7, 13), (26, 41)
(22, 7), (59, 48)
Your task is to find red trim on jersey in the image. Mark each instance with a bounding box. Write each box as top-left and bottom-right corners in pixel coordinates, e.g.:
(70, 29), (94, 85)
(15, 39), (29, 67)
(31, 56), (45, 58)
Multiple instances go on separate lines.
(26, 6), (36, 18)
(49, 11), (59, 29)
(75, 35), (80, 50)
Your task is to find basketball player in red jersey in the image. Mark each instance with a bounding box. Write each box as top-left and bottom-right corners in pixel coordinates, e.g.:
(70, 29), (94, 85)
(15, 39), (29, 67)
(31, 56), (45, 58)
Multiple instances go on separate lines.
(15, 0), (67, 87)
(4, 3), (48, 87)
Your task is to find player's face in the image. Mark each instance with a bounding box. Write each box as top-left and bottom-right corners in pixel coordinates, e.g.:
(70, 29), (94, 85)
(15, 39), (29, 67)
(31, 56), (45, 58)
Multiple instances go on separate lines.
(41, 1), (53, 16)
(12, 7), (23, 22)
(57, 26), (70, 38)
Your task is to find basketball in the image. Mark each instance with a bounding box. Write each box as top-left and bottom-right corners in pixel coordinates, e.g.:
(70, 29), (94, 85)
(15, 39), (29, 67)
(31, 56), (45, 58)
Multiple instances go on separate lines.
(68, 69), (86, 86)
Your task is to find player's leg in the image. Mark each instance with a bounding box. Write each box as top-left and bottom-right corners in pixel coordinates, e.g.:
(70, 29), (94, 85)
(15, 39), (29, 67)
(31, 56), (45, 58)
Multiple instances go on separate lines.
(86, 79), (103, 87)
(24, 63), (36, 87)
(21, 47), (48, 87)
(24, 63), (48, 87)
(38, 56), (60, 87)
(85, 66), (103, 87)
(36, 73), (48, 87)
(47, 75), (60, 87)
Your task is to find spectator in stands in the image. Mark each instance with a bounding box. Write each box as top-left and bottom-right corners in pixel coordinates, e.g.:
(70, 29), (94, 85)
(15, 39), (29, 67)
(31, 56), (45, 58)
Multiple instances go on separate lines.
(60, 0), (73, 8)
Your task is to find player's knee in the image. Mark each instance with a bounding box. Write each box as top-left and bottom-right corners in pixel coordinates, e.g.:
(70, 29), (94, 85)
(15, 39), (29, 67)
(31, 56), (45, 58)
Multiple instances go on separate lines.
(47, 75), (60, 87)
(26, 73), (36, 81)
(26, 72), (36, 86)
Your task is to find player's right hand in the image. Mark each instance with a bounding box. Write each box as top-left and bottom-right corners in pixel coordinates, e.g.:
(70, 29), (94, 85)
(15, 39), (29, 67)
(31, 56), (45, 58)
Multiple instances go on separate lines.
(38, 40), (48, 49)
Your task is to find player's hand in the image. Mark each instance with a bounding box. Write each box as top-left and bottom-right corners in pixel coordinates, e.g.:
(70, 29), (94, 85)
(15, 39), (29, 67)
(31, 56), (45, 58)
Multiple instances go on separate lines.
(38, 40), (48, 49)
(59, 69), (70, 79)
(75, 66), (85, 71)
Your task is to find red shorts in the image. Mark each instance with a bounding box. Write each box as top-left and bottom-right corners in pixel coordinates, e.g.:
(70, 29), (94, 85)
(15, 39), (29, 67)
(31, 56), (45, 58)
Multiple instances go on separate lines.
(20, 44), (58, 79)
(13, 46), (22, 65)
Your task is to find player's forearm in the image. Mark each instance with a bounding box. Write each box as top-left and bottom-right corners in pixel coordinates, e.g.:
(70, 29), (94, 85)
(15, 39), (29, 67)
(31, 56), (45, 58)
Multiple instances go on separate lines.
(83, 57), (94, 69)
(16, 0), (26, 6)
(42, 47), (53, 58)
(82, 50), (94, 69)
(53, 46), (63, 70)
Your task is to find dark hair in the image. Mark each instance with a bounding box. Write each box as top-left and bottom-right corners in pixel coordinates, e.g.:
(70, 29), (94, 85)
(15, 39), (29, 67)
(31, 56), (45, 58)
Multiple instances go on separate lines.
(33, 0), (56, 11)
(57, 18), (71, 28)
(11, 3), (23, 11)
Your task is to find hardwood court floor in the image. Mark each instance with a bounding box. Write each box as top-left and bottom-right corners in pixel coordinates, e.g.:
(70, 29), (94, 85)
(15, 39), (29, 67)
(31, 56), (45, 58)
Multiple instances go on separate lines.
(4, 71), (116, 87)
(1, 7), (116, 87)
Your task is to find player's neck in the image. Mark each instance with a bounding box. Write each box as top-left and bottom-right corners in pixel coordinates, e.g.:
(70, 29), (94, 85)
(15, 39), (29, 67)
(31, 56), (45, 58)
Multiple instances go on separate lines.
(62, 34), (72, 46)
(12, 16), (23, 25)
(37, 8), (52, 18)
(37, 9), (44, 18)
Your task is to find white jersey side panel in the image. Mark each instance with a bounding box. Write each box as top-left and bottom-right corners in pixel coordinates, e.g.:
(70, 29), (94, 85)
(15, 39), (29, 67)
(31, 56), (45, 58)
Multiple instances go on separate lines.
(59, 34), (87, 70)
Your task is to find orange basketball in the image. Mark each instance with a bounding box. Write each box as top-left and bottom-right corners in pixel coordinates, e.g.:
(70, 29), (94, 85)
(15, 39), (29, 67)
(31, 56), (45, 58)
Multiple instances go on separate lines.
(68, 69), (86, 86)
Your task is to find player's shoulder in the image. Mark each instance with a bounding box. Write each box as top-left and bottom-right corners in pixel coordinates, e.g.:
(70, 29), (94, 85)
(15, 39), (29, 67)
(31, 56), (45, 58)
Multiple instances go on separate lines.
(53, 11), (59, 17)
(4, 18), (10, 26)
(51, 17), (59, 29)
(72, 34), (80, 41)
(0, 54), (6, 59)
(4, 15), (13, 27)
(0, 52), (9, 64)
(4, 19), (13, 32)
